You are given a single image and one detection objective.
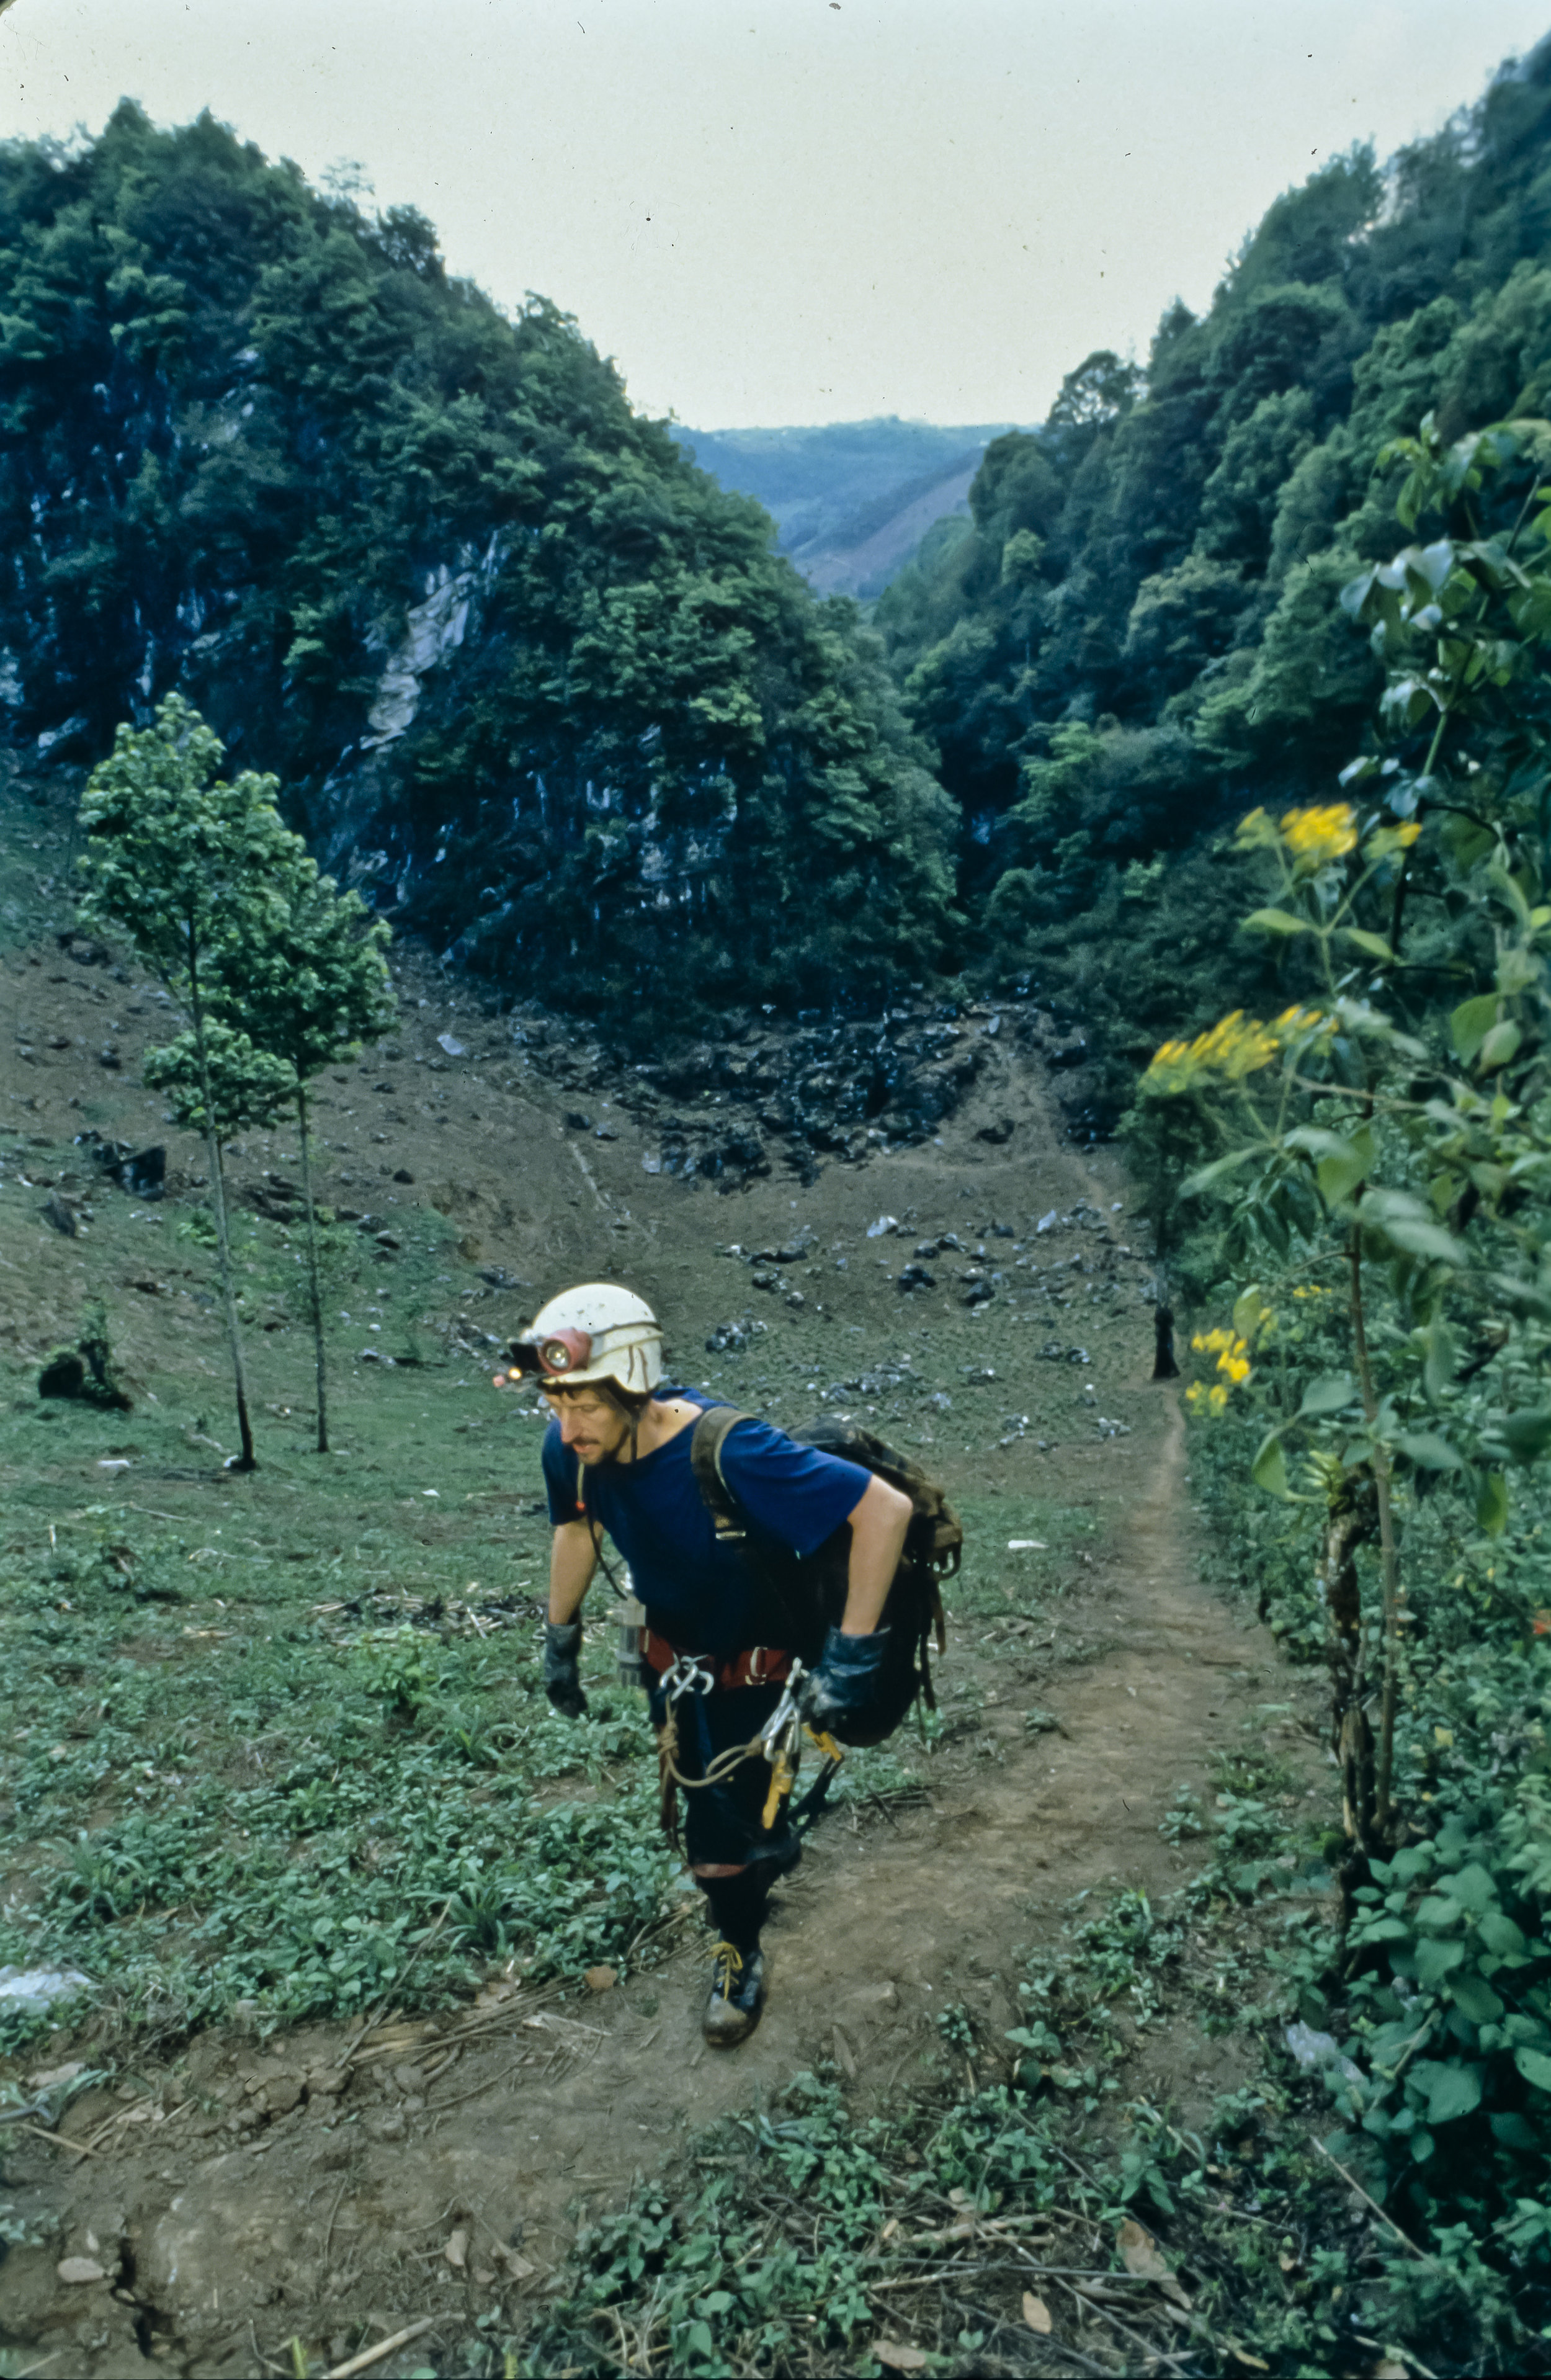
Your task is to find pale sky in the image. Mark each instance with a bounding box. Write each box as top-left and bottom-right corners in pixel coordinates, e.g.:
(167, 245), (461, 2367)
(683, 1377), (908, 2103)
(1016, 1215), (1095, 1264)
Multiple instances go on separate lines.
(2, 1), (1547, 428)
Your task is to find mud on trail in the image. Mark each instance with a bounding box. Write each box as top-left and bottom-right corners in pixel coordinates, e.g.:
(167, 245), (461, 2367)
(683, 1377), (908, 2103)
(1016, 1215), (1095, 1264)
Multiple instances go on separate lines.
(0, 805), (1329, 2375)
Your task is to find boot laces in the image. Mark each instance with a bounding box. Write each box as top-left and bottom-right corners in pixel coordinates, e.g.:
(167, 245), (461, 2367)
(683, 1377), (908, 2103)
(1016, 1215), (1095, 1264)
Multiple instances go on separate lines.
(711, 1940), (744, 2000)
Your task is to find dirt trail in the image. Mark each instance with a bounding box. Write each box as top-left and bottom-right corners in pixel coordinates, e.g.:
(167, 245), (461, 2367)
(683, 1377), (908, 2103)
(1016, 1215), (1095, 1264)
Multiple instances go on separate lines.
(0, 931), (1324, 2376)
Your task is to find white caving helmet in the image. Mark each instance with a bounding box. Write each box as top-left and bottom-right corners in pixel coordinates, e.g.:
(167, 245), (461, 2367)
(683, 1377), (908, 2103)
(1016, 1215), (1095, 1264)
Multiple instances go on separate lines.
(503, 1282), (664, 1397)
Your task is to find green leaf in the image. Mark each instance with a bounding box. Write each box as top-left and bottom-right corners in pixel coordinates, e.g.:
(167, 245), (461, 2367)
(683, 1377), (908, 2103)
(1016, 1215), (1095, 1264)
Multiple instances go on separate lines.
(1502, 1408), (1551, 1464)
(1393, 1431), (1463, 1470)
(1313, 1127), (1377, 1209)
(1416, 1936), (1466, 1987)
(1179, 1148), (1260, 1199)
(1298, 1374), (1357, 1419)
(1450, 993), (1500, 1062)
(1448, 1972), (1504, 2025)
(1514, 2045), (1551, 2095)
(1477, 1471), (1509, 1535)
(1251, 1433), (1290, 1500)
(1419, 2060), (1482, 2125)
(1243, 907), (1308, 936)
(1440, 1864), (1498, 1913)
(1358, 1189), (1466, 1265)
(1478, 1910), (1528, 1959)
(1341, 928), (1395, 962)
(1441, 812), (1496, 872)
(1479, 1019), (1523, 1071)
(1424, 1317), (1457, 1402)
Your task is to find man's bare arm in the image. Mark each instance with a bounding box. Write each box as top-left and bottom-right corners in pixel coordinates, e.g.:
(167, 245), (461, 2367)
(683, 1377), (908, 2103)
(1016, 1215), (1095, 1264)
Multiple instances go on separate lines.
(839, 1474), (913, 1635)
(548, 1519), (599, 1624)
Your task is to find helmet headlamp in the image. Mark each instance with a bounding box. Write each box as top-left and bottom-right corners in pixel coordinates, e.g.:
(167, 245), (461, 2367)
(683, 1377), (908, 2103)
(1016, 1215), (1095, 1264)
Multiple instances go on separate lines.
(507, 1326), (593, 1380)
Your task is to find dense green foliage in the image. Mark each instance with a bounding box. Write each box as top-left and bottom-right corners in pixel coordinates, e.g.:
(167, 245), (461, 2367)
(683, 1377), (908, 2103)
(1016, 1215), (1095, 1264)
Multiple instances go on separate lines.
(0, 107), (954, 1019)
(879, 34), (1551, 1107)
(1134, 416), (1551, 2348)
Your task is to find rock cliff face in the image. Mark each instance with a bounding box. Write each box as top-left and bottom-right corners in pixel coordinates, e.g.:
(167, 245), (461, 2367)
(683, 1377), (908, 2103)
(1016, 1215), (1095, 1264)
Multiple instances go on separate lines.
(0, 107), (955, 1025)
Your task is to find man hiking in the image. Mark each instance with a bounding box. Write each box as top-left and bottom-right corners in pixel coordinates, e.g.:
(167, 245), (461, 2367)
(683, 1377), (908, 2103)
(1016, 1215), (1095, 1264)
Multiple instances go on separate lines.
(507, 1282), (911, 2047)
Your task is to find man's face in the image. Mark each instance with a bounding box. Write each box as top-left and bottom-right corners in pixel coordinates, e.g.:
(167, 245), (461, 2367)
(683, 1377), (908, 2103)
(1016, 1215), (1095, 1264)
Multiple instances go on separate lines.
(545, 1385), (630, 1466)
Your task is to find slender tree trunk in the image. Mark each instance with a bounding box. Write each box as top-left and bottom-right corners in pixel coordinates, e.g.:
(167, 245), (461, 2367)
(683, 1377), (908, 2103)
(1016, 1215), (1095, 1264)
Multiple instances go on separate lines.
(1321, 1470), (1377, 1853)
(206, 1126), (256, 1470)
(1348, 1224), (1402, 1837)
(297, 1086), (329, 1454)
(190, 962), (256, 1471)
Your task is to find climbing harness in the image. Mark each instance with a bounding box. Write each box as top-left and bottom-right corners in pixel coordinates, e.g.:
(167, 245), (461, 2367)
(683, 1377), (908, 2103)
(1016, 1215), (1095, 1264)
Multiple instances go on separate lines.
(652, 1653), (845, 1842)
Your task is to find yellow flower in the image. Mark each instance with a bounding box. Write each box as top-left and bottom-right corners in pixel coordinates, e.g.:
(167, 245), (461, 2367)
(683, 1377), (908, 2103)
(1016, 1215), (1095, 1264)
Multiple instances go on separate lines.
(1189, 1326), (1253, 1394)
(1142, 1004), (1333, 1098)
(1280, 802), (1357, 874)
(1185, 1380), (1207, 1409)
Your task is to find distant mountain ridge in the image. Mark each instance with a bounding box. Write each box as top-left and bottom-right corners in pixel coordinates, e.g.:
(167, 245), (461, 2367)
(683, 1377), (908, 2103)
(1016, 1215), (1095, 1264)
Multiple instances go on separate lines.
(674, 416), (1028, 598)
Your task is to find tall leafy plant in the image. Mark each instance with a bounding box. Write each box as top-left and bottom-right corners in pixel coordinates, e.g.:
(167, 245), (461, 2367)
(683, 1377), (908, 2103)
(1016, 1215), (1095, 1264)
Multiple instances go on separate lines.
(76, 696), (298, 1469)
(1138, 416), (1551, 1856)
(220, 862), (395, 1452)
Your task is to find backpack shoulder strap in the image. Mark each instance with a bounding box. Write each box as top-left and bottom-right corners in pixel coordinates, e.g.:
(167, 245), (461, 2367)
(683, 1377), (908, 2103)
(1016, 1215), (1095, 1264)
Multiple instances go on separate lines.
(691, 1405), (751, 1541)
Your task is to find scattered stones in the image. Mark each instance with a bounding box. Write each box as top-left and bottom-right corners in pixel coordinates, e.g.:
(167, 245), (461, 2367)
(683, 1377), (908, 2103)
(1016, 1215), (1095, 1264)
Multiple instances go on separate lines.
(0, 1964), (92, 2014)
(866, 1214), (900, 1238)
(393, 1166), (416, 1183)
(41, 1191), (78, 1235)
(975, 1117), (1015, 1145)
(896, 1263), (935, 1292)
(437, 1032), (466, 1057)
(565, 1111), (593, 1130)
(444, 2227), (470, 2270)
(74, 1130), (167, 1199)
(56, 2257), (107, 2286)
(27, 2059), (86, 2092)
(705, 1318), (768, 1354)
(38, 1349), (89, 1398)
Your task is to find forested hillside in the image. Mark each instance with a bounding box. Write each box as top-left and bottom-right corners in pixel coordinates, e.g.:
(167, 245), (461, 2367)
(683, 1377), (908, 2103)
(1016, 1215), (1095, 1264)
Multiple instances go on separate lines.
(0, 105), (954, 1024)
(676, 417), (1019, 597)
(7, 43), (1551, 1085)
(880, 31), (1551, 1111)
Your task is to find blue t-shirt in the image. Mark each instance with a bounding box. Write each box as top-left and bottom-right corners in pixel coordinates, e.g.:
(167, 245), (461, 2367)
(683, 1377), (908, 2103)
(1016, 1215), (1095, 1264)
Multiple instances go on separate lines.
(540, 1389), (870, 1655)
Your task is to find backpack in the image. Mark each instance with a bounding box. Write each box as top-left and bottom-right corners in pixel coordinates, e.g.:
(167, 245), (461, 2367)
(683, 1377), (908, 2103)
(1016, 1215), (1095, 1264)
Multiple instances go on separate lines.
(689, 1407), (960, 1747)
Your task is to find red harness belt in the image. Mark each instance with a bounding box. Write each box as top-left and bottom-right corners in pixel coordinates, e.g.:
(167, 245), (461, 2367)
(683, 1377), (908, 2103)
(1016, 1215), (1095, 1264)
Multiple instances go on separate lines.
(640, 1627), (793, 1693)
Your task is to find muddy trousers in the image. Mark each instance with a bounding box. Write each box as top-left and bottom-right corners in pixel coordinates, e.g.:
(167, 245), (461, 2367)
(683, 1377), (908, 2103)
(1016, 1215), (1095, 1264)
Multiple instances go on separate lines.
(649, 1678), (802, 1953)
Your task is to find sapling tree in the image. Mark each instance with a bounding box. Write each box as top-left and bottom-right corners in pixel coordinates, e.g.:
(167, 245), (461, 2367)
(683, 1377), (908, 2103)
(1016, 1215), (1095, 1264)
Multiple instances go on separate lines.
(220, 861), (395, 1452)
(76, 696), (301, 1469)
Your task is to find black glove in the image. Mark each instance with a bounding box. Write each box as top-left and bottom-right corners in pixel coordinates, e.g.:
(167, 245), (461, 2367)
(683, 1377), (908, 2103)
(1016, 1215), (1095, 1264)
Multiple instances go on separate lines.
(543, 1619), (589, 1720)
(798, 1626), (889, 1734)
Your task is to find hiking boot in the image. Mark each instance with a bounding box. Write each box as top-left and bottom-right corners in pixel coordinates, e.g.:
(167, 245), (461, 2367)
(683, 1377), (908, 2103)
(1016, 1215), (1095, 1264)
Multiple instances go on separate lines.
(702, 1940), (766, 2048)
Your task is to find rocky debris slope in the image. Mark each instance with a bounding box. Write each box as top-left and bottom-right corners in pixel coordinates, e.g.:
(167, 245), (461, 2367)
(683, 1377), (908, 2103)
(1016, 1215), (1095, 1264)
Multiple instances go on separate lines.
(518, 994), (1094, 1186)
